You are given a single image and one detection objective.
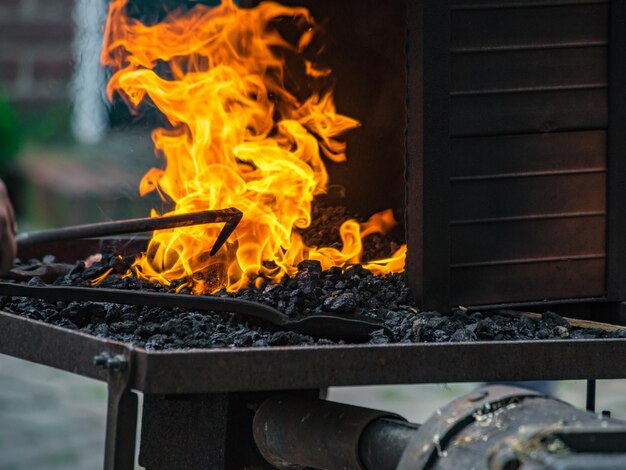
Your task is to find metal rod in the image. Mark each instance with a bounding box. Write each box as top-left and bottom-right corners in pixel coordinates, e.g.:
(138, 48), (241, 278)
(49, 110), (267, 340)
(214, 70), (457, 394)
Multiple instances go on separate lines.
(586, 379), (597, 413)
(16, 208), (243, 255)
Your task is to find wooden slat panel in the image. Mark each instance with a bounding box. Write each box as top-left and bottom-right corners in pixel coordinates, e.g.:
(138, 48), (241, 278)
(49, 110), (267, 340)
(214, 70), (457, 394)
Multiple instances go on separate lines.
(451, 4), (607, 50)
(451, 131), (606, 178)
(451, 172), (606, 220)
(450, 258), (606, 305)
(452, 0), (608, 8)
(451, 88), (607, 137)
(451, 215), (605, 264)
(451, 46), (606, 93)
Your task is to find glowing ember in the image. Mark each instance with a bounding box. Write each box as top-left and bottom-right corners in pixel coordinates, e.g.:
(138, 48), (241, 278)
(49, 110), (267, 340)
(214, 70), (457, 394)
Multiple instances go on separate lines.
(101, 0), (406, 293)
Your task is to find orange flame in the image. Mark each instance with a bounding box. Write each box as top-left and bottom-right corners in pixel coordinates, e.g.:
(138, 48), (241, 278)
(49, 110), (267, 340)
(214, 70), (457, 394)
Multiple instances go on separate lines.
(101, 0), (406, 293)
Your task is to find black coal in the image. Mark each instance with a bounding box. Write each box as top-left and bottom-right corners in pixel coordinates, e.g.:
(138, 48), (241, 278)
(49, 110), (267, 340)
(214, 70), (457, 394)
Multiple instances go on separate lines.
(2, 206), (624, 349)
(1, 256), (624, 350)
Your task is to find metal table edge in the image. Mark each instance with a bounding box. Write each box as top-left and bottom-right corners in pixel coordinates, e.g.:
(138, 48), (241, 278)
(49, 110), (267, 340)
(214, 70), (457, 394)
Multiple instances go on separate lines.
(134, 338), (626, 394)
(0, 309), (131, 382)
(2, 309), (626, 394)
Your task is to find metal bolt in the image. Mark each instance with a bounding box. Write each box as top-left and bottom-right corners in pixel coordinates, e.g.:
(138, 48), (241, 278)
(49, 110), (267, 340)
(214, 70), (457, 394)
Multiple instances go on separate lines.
(93, 352), (128, 372)
(107, 355), (128, 371)
(94, 352), (110, 367)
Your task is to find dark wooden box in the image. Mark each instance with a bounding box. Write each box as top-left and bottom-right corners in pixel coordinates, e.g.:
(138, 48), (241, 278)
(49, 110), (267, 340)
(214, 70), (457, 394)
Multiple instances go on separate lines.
(222, 0), (626, 312)
(407, 0), (626, 311)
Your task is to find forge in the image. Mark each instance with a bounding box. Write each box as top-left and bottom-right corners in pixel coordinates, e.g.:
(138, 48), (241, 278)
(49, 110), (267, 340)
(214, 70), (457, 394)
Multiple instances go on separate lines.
(89, 0), (626, 313)
(3, 0), (626, 469)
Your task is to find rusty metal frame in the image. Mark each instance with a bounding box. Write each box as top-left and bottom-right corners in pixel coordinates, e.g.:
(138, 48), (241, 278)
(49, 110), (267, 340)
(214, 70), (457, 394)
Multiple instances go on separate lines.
(5, 231), (626, 468)
(3, 308), (626, 468)
(4, 309), (626, 394)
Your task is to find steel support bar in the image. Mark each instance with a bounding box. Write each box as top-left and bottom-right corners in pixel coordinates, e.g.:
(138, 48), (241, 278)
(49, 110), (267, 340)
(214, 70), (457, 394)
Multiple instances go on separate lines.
(587, 379), (597, 413)
(97, 348), (138, 470)
(105, 387), (138, 470)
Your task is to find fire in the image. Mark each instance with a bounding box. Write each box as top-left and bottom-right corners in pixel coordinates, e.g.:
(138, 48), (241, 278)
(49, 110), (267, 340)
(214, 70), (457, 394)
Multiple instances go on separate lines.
(101, 0), (406, 294)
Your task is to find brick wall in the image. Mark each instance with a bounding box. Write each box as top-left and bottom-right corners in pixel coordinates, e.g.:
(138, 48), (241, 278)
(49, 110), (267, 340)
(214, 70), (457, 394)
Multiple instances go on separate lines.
(0, 0), (75, 110)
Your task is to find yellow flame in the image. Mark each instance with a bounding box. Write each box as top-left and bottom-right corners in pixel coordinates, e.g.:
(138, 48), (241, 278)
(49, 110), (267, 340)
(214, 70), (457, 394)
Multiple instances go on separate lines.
(101, 0), (406, 293)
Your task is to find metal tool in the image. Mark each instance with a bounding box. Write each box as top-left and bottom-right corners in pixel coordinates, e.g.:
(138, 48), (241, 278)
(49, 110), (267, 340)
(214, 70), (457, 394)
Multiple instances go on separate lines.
(0, 283), (389, 343)
(16, 208), (243, 257)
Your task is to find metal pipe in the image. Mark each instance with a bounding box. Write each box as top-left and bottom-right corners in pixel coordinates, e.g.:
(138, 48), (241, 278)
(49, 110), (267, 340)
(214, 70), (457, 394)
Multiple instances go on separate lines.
(359, 417), (420, 470)
(253, 395), (414, 470)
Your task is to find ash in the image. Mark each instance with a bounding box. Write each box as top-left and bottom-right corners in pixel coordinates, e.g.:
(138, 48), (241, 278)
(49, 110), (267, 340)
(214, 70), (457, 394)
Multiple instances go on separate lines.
(1, 253), (624, 350)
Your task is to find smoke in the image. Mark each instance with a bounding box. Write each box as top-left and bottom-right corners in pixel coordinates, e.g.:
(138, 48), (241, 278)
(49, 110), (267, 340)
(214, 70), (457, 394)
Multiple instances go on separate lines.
(71, 0), (108, 144)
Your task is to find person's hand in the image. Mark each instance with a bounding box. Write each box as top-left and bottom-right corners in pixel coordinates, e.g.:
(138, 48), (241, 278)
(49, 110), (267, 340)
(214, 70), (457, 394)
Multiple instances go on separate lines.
(0, 180), (16, 275)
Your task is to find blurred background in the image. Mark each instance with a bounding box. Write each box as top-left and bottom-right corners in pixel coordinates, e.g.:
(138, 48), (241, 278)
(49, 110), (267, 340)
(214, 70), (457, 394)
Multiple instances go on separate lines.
(0, 0), (159, 236)
(0, 0), (626, 469)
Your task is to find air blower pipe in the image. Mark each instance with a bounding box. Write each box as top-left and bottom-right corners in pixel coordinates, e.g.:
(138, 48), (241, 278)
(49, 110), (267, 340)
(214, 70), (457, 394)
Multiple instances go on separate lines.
(254, 386), (626, 470)
(252, 394), (419, 470)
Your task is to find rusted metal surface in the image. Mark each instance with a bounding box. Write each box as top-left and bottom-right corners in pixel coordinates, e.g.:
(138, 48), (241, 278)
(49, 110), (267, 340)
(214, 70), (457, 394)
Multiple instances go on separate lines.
(3, 309), (626, 395)
(253, 394), (399, 470)
(100, 349), (138, 470)
(133, 337), (626, 395)
(397, 384), (626, 470)
(397, 385), (542, 469)
(0, 309), (138, 469)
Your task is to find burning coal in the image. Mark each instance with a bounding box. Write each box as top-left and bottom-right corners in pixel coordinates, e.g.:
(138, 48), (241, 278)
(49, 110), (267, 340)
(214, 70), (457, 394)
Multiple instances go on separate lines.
(101, 0), (406, 294)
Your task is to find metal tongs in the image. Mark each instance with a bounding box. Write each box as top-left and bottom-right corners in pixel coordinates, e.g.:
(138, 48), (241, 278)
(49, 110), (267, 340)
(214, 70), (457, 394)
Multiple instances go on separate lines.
(17, 208), (244, 256)
(6, 208), (390, 343)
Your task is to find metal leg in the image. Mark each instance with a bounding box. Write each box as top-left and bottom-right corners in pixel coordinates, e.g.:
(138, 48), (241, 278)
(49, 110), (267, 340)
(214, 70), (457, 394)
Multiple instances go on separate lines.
(94, 349), (137, 470)
(104, 387), (138, 470)
(586, 379), (596, 413)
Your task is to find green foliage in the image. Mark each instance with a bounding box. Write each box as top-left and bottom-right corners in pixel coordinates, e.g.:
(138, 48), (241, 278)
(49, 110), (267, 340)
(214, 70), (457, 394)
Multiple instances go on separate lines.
(19, 105), (73, 144)
(0, 93), (21, 167)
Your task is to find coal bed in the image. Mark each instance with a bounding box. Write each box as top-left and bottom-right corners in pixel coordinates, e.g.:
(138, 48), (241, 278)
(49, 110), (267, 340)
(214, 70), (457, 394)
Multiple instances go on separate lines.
(3, 257), (625, 350)
(4, 207), (625, 350)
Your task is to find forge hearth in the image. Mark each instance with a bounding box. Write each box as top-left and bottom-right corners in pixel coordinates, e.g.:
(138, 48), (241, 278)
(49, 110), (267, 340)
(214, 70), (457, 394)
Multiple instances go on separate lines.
(5, 237), (624, 349)
(2, 253), (626, 469)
